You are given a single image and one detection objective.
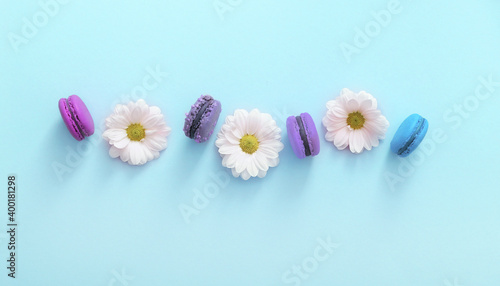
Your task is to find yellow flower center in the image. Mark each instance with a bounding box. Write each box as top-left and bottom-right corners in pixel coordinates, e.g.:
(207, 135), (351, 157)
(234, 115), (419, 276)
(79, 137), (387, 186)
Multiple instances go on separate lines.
(240, 134), (259, 154)
(126, 123), (146, 141)
(346, 111), (365, 130)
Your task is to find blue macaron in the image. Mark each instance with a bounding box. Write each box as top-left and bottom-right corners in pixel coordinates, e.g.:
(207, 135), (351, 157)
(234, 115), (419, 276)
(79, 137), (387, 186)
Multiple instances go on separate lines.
(390, 114), (429, 157)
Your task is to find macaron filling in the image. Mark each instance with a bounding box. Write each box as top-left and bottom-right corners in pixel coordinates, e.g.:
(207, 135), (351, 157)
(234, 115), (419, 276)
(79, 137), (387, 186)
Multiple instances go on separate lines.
(189, 99), (213, 139)
(64, 98), (85, 138)
(397, 118), (425, 156)
(296, 116), (312, 157)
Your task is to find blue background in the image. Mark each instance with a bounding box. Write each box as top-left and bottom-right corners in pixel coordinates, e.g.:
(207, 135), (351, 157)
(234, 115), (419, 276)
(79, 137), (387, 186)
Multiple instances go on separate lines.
(1, 0), (500, 285)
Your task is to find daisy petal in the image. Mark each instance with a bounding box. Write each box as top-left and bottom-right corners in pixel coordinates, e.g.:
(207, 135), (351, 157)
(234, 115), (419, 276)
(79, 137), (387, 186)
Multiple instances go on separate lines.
(142, 114), (163, 129)
(103, 128), (127, 142)
(226, 152), (243, 169)
(130, 105), (143, 123)
(129, 142), (145, 165)
(150, 106), (161, 115)
(257, 169), (267, 178)
(109, 146), (120, 158)
(219, 144), (241, 155)
(119, 145), (130, 162)
(253, 152), (269, 172)
(333, 127), (350, 150)
(349, 130), (364, 154)
(113, 137), (130, 149)
(106, 114), (130, 129)
(235, 154), (250, 174)
(241, 170), (251, 180)
(247, 159), (258, 177)
(346, 99), (359, 113)
(246, 109), (261, 135)
(231, 168), (240, 178)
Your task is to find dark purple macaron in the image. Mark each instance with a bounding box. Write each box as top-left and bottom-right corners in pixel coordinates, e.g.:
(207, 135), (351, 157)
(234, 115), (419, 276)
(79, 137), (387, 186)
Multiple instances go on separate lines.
(183, 95), (222, 143)
(58, 95), (95, 141)
(286, 113), (320, 159)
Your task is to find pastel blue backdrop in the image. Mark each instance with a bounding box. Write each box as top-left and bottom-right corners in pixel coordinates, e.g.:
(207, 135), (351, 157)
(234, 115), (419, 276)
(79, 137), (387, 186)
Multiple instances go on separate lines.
(1, 0), (500, 285)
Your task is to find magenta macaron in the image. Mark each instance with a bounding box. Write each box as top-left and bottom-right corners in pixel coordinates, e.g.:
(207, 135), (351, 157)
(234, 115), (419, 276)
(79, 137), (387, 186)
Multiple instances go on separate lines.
(58, 95), (95, 141)
(286, 113), (320, 159)
(183, 95), (222, 143)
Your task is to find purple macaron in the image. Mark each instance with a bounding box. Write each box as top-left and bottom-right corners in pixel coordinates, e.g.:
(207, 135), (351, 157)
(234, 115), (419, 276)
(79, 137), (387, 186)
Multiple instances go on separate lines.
(287, 113), (320, 159)
(183, 95), (222, 143)
(58, 95), (95, 141)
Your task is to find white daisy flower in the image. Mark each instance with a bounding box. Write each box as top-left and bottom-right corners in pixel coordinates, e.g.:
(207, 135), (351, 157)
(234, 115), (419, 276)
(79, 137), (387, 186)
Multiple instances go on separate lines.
(102, 99), (171, 165)
(322, 88), (389, 154)
(215, 109), (284, 180)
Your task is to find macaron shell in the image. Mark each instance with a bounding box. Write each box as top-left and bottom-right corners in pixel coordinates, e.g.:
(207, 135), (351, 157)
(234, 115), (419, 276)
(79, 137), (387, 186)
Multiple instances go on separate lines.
(287, 116), (307, 159)
(58, 98), (84, 141)
(67, 95), (94, 137)
(390, 114), (428, 157)
(193, 99), (222, 143)
(300, 113), (320, 157)
(400, 118), (428, 157)
(390, 114), (420, 153)
(183, 95), (211, 139)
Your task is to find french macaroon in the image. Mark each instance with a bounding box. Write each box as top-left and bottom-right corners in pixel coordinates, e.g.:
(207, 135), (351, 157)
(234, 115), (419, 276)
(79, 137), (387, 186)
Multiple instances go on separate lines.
(390, 114), (429, 157)
(183, 95), (222, 143)
(286, 112), (320, 159)
(58, 95), (95, 141)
